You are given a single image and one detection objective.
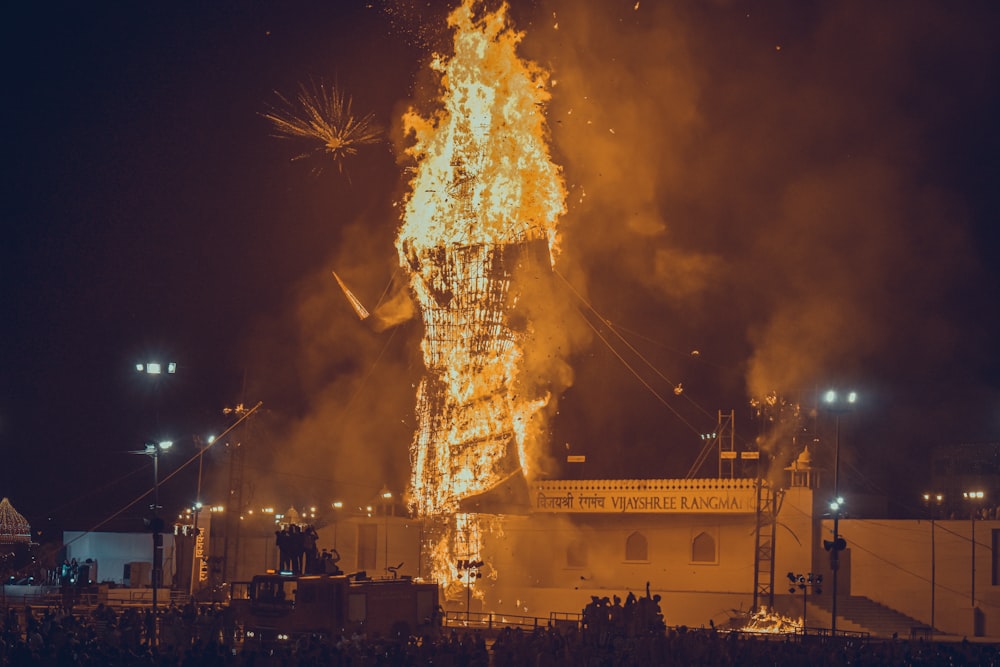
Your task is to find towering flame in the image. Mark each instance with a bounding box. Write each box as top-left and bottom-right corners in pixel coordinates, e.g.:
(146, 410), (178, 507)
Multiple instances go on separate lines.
(396, 0), (566, 594)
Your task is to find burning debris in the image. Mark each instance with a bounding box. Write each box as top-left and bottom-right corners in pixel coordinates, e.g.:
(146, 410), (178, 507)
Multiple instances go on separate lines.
(263, 80), (382, 173)
(396, 0), (566, 596)
(332, 271), (371, 321)
(738, 606), (803, 635)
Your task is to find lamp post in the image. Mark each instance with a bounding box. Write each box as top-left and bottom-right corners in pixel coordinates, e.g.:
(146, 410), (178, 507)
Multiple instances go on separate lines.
(380, 486), (392, 575)
(134, 360), (176, 645)
(922, 492), (943, 638)
(787, 572), (822, 631)
(964, 491), (984, 609)
(132, 439), (172, 646)
(458, 558), (484, 622)
(822, 389), (856, 636)
(331, 501), (343, 550)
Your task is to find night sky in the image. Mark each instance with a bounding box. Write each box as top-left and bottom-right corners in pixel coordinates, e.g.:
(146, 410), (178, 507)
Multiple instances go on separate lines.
(4, 1), (1000, 536)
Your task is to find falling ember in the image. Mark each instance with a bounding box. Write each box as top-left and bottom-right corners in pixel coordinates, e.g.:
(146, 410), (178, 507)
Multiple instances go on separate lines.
(262, 80), (382, 173)
(396, 0), (566, 594)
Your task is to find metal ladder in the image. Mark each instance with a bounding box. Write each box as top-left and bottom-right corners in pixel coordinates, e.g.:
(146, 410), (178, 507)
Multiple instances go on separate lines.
(752, 480), (779, 610)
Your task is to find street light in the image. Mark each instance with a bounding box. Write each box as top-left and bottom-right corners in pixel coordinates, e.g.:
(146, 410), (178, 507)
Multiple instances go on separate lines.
(822, 388), (856, 636)
(964, 490), (984, 612)
(380, 486), (392, 575)
(135, 362), (177, 374)
(131, 439), (172, 646)
(458, 558), (484, 622)
(787, 571), (823, 630)
(922, 492), (943, 638)
(331, 501), (343, 550)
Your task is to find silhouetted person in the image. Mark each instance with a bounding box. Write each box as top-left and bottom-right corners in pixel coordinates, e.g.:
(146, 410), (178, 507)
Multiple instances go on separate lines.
(289, 525), (305, 574)
(303, 525), (319, 574)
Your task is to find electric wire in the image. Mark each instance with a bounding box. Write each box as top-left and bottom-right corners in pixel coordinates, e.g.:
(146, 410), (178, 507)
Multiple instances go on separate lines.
(554, 269), (710, 437)
(61, 403), (263, 551)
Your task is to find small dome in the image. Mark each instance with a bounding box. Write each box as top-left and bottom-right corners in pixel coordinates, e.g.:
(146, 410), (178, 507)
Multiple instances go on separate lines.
(0, 497), (31, 544)
(796, 446), (813, 467)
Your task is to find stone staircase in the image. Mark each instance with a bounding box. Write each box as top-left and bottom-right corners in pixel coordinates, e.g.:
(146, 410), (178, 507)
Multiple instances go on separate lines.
(806, 594), (931, 638)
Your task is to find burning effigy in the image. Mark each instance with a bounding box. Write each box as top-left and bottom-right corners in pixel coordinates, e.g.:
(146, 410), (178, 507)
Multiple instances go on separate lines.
(396, 0), (566, 597)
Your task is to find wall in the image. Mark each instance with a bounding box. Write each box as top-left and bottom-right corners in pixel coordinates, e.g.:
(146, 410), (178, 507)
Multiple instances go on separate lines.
(831, 518), (1000, 636)
(480, 510), (766, 626)
(63, 531), (175, 586)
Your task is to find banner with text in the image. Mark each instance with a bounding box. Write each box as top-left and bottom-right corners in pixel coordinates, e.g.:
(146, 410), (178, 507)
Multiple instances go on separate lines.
(531, 485), (758, 514)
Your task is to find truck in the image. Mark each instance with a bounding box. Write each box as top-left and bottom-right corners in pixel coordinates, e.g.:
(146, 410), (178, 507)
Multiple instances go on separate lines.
(231, 571), (440, 646)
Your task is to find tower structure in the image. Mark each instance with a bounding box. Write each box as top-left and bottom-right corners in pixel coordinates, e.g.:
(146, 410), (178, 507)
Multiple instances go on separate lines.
(395, 1), (566, 594)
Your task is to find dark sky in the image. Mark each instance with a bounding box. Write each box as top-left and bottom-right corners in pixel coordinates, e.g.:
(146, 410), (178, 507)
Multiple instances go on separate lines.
(3, 0), (1000, 533)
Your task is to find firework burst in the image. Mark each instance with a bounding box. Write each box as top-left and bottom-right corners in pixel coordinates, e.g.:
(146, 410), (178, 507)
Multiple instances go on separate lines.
(263, 81), (382, 173)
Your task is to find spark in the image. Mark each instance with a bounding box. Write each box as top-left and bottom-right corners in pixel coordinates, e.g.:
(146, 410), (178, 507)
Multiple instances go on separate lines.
(262, 80), (381, 173)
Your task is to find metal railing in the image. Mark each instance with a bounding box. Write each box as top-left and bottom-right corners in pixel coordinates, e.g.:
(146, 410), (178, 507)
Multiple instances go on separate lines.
(2, 587), (192, 614)
(443, 610), (582, 633)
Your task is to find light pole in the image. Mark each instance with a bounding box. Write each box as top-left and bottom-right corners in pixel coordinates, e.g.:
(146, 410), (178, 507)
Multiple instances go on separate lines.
(964, 490), (984, 610)
(822, 389), (856, 636)
(922, 492), (943, 637)
(380, 486), (392, 575)
(331, 501), (343, 550)
(134, 360), (176, 645)
(787, 572), (822, 631)
(132, 439), (172, 646)
(458, 558), (484, 622)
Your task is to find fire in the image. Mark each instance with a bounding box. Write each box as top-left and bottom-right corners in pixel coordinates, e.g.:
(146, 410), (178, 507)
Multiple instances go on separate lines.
(739, 606), (803, 634)
(396, 0), (566, 594)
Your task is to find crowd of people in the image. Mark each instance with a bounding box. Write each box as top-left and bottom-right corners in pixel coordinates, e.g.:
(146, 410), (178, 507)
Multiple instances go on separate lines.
(3, 598), (1000, 665)
(274, 524), (341, 576)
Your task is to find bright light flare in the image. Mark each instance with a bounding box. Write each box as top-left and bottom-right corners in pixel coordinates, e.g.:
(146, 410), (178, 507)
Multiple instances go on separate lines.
(823, 389), (857, 406)
(136, 362), (176, 375)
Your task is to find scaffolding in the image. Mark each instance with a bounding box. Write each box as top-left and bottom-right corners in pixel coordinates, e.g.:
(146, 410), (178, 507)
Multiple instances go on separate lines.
(408, 238), (550, 516)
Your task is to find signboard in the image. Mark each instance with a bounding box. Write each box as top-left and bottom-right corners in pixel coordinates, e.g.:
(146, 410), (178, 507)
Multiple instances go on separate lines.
(531, 482), (759, 514)
(195, 525), (209, 583)
(566, 455), (586, 463)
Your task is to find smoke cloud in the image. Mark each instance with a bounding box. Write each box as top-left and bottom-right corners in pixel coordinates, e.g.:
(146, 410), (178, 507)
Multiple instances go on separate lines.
(232, 0), (998, 516)
(513, 0), (998, 491)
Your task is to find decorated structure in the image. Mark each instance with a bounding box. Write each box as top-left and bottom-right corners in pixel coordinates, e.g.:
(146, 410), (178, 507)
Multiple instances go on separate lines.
(396, 0), (566, 596)
(0, 497), (36, 581)
(0, 497), (31, 545)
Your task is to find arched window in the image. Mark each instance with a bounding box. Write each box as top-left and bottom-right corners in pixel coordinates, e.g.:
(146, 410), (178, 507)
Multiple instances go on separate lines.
(567, 540), (588, 568)
(691, 531), (716, 563)
(625, 531), (648, 561)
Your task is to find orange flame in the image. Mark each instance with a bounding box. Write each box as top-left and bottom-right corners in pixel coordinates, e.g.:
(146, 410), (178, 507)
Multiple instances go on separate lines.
(740, 606), (803, 634)
(396, 0), (565, 595)
(398, 1), (565, 255)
